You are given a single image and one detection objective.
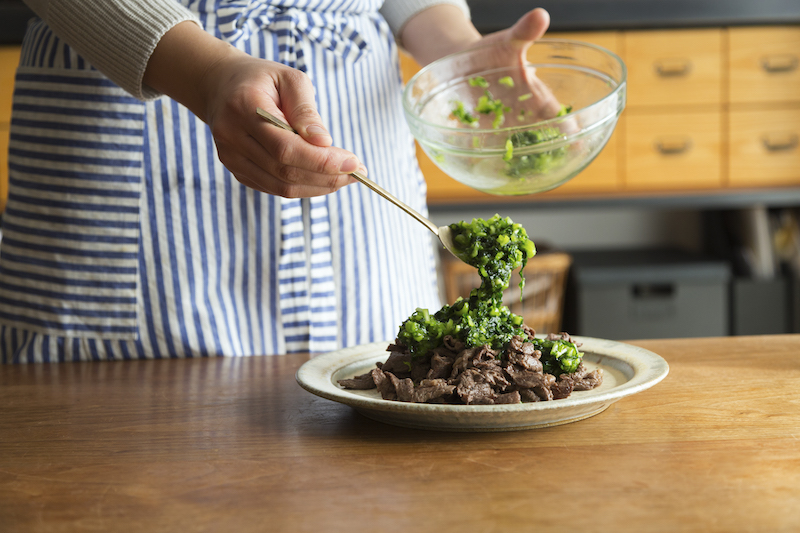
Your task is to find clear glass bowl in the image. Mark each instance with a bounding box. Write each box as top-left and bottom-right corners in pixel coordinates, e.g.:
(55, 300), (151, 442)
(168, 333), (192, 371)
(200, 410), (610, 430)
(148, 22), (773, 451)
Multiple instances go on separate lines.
(402, 39), (627, 195)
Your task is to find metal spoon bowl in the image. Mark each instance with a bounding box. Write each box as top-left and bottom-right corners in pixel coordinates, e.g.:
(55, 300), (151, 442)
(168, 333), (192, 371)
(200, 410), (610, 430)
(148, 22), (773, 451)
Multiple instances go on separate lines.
(256, 107), (464, 263)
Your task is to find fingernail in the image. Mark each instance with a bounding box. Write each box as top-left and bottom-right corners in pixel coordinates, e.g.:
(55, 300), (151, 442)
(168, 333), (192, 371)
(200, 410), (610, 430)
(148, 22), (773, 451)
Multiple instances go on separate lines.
(306, 124), (330, 137)
(339, 158), (359, 173)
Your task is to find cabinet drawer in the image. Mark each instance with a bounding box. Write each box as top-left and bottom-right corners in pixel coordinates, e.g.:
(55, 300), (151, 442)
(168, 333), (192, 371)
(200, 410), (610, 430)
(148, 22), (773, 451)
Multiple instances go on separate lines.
(624, 29), (723, 107)
(729, 108), (800, 187)
(729, 26), (800, 105)
(625, 112), (722, 190)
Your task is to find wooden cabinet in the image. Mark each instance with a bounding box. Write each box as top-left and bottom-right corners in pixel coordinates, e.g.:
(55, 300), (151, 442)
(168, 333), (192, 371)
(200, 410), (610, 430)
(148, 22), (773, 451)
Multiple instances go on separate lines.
(729, 108), (800, 187)
(0, 46), (20, 214)
(626, 111), (723, 190)
(726, 27), (800, 188)
(729, 27), (800, 105)
(622, 29), (725, 192)
(625, 29), (724, 107)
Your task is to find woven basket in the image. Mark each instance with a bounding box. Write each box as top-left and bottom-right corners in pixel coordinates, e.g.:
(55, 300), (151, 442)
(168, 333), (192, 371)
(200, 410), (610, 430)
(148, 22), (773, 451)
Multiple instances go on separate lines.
(441, 251), (573, 335)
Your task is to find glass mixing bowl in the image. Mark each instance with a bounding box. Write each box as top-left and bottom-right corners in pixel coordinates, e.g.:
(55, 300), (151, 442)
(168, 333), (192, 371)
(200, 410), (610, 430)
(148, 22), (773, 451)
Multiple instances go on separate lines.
(402, 39), (627, 195)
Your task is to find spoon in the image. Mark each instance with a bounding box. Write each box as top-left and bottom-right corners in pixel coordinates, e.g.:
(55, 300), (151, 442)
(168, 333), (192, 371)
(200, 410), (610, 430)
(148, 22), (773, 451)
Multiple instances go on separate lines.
(255, 107), (463, 262)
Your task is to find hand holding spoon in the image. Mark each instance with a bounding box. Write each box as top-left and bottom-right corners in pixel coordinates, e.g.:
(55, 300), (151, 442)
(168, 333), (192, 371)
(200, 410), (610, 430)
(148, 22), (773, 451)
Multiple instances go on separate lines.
(255, 107), (463, 262)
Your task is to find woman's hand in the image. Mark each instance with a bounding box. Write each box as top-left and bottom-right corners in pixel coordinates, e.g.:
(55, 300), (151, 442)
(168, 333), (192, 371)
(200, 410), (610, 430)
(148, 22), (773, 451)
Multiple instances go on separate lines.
(144, 21), (361, 198)
(402, 7), (562, 122)
(474, 9), (562, 121)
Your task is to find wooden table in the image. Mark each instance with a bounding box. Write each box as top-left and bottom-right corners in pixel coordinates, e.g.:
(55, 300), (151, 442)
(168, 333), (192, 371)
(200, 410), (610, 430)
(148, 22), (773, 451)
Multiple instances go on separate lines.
(2, 335), (800, 532)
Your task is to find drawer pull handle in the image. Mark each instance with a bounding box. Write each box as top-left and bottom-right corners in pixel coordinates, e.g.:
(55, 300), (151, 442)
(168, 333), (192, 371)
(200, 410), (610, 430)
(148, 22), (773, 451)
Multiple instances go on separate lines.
(655, 137), (692, 155)
(654, 59), (692, 77)
(760, 55), (798, 73)
(761, 134), (798, 152)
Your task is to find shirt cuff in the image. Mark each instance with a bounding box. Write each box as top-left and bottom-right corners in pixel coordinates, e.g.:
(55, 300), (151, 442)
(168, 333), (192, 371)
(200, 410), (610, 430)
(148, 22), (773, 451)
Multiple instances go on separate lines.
(379, 0), (471, 47)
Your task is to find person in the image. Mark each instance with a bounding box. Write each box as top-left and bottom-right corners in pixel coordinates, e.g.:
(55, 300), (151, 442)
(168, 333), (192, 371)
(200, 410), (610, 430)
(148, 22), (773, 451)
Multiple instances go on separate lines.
(0, 0), (551, 363)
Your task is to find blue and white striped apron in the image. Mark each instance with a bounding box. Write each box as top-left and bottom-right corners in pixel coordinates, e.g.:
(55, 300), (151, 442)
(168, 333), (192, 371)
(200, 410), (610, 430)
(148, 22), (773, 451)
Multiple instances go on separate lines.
(0, 0), (441, 363)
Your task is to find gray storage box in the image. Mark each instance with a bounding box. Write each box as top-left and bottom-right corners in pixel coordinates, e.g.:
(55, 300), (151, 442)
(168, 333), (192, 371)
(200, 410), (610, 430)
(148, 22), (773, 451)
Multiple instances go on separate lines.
(731, 277), (790, 335)
(568, 249), (731, 340)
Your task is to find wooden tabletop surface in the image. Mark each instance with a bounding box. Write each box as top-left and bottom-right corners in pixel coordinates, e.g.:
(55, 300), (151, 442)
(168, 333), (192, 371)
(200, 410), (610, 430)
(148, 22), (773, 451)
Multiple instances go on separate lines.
(2, 335), (800, 533)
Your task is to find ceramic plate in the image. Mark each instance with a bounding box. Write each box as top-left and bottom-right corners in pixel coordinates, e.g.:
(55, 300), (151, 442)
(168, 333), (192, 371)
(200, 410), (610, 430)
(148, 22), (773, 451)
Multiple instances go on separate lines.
(296, 337), (669, 432)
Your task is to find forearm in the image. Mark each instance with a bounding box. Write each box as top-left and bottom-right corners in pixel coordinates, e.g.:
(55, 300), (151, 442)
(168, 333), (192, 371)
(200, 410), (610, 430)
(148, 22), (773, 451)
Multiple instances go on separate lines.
(142, 20), (245, 122)
(399, 4), (481, 66)
(23, 0), (198, 100)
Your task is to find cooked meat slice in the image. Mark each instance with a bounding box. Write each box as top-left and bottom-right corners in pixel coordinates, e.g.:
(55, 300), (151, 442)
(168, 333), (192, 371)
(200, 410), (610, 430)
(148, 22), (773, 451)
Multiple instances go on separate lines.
(451, 345), (498, 377)
(551, 378), (574, 400)
(387, 372), (415, 402)
(563, 368), (604, 391)
(427, 353), (454, 380)
(372, 368), (396, 401)
(522, 325), (536, 339)
(505, 365), (548, 389)
(442, 335), (465, 353)
(518, 389), (541, 402)
(413, 379), (456, 403)
(507, 335), (538, 357)
(454, 369), (497, 405)
(380, 351), (413, 377)
(410, 358), (432, 383)
(337, 372), (376, 390)
(494, 390), (521, 404)
(472, 361), (511, 389)
(506, 351), (543, 373)
(546, 331), (582, 348)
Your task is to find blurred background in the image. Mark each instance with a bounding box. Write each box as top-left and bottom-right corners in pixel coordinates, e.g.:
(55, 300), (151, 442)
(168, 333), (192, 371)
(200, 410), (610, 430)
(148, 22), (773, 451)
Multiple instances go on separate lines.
(1, 0), (799, 340)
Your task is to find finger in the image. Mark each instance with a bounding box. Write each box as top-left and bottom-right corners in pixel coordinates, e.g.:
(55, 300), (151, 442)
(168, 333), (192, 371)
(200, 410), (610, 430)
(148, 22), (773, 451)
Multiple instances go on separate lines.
(509, 8), (550, 44)
(275, 69), (333, 148)
(223, 150), (357, 197)
(247, 117), (362, 176)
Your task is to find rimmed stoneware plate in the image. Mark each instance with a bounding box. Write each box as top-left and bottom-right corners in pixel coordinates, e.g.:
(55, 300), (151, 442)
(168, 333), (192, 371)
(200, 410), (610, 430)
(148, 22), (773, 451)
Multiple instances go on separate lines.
(296, 337), (669, 432)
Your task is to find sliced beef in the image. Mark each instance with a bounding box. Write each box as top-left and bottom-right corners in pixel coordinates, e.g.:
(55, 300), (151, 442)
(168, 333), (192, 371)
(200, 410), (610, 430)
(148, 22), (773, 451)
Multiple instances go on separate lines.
(551, 378), (574, 400)
(409, 358), (431, 383)
(337, 332), (601, 404)
(372, 368), (396, 401)
(522, 325), (536, 340)
(442, 335), (465, 353)
(413, 379), (456, 403)
(336, 371), (376, 390)
(379, 351), (413, 377)
(454, 368), (498, 405)
(546, 332), (582, 348)
(494, 390), (521, 404)
(450, 345), (497, 377)
(505, 365), (555, 401)
(387, 372), (415, 402)
(427, 353), (454, 380)
(518, 388), (541, 402)
(471, 360), (511, 389)
(559, 362), (604, 391)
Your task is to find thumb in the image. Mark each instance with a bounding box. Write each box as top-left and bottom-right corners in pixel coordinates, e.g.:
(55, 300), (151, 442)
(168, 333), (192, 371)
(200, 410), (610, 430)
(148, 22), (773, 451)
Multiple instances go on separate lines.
(278, 70), (333, 147)
(509, 8), (550, 45)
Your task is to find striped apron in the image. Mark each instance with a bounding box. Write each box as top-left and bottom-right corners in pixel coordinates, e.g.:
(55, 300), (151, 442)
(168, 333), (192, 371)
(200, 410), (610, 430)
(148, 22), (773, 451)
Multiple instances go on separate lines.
(0, 0), (441, 363)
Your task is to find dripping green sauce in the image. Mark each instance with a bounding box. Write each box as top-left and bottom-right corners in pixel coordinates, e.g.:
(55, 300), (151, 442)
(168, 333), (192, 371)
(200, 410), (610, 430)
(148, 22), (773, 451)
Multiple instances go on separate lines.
(396, 215), (584, 374)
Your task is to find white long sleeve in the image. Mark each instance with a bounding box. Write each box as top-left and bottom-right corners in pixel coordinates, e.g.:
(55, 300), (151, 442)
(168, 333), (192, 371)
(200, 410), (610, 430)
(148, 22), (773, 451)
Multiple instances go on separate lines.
(23, 0), (199, 100)
(379, 0), (471, 46)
